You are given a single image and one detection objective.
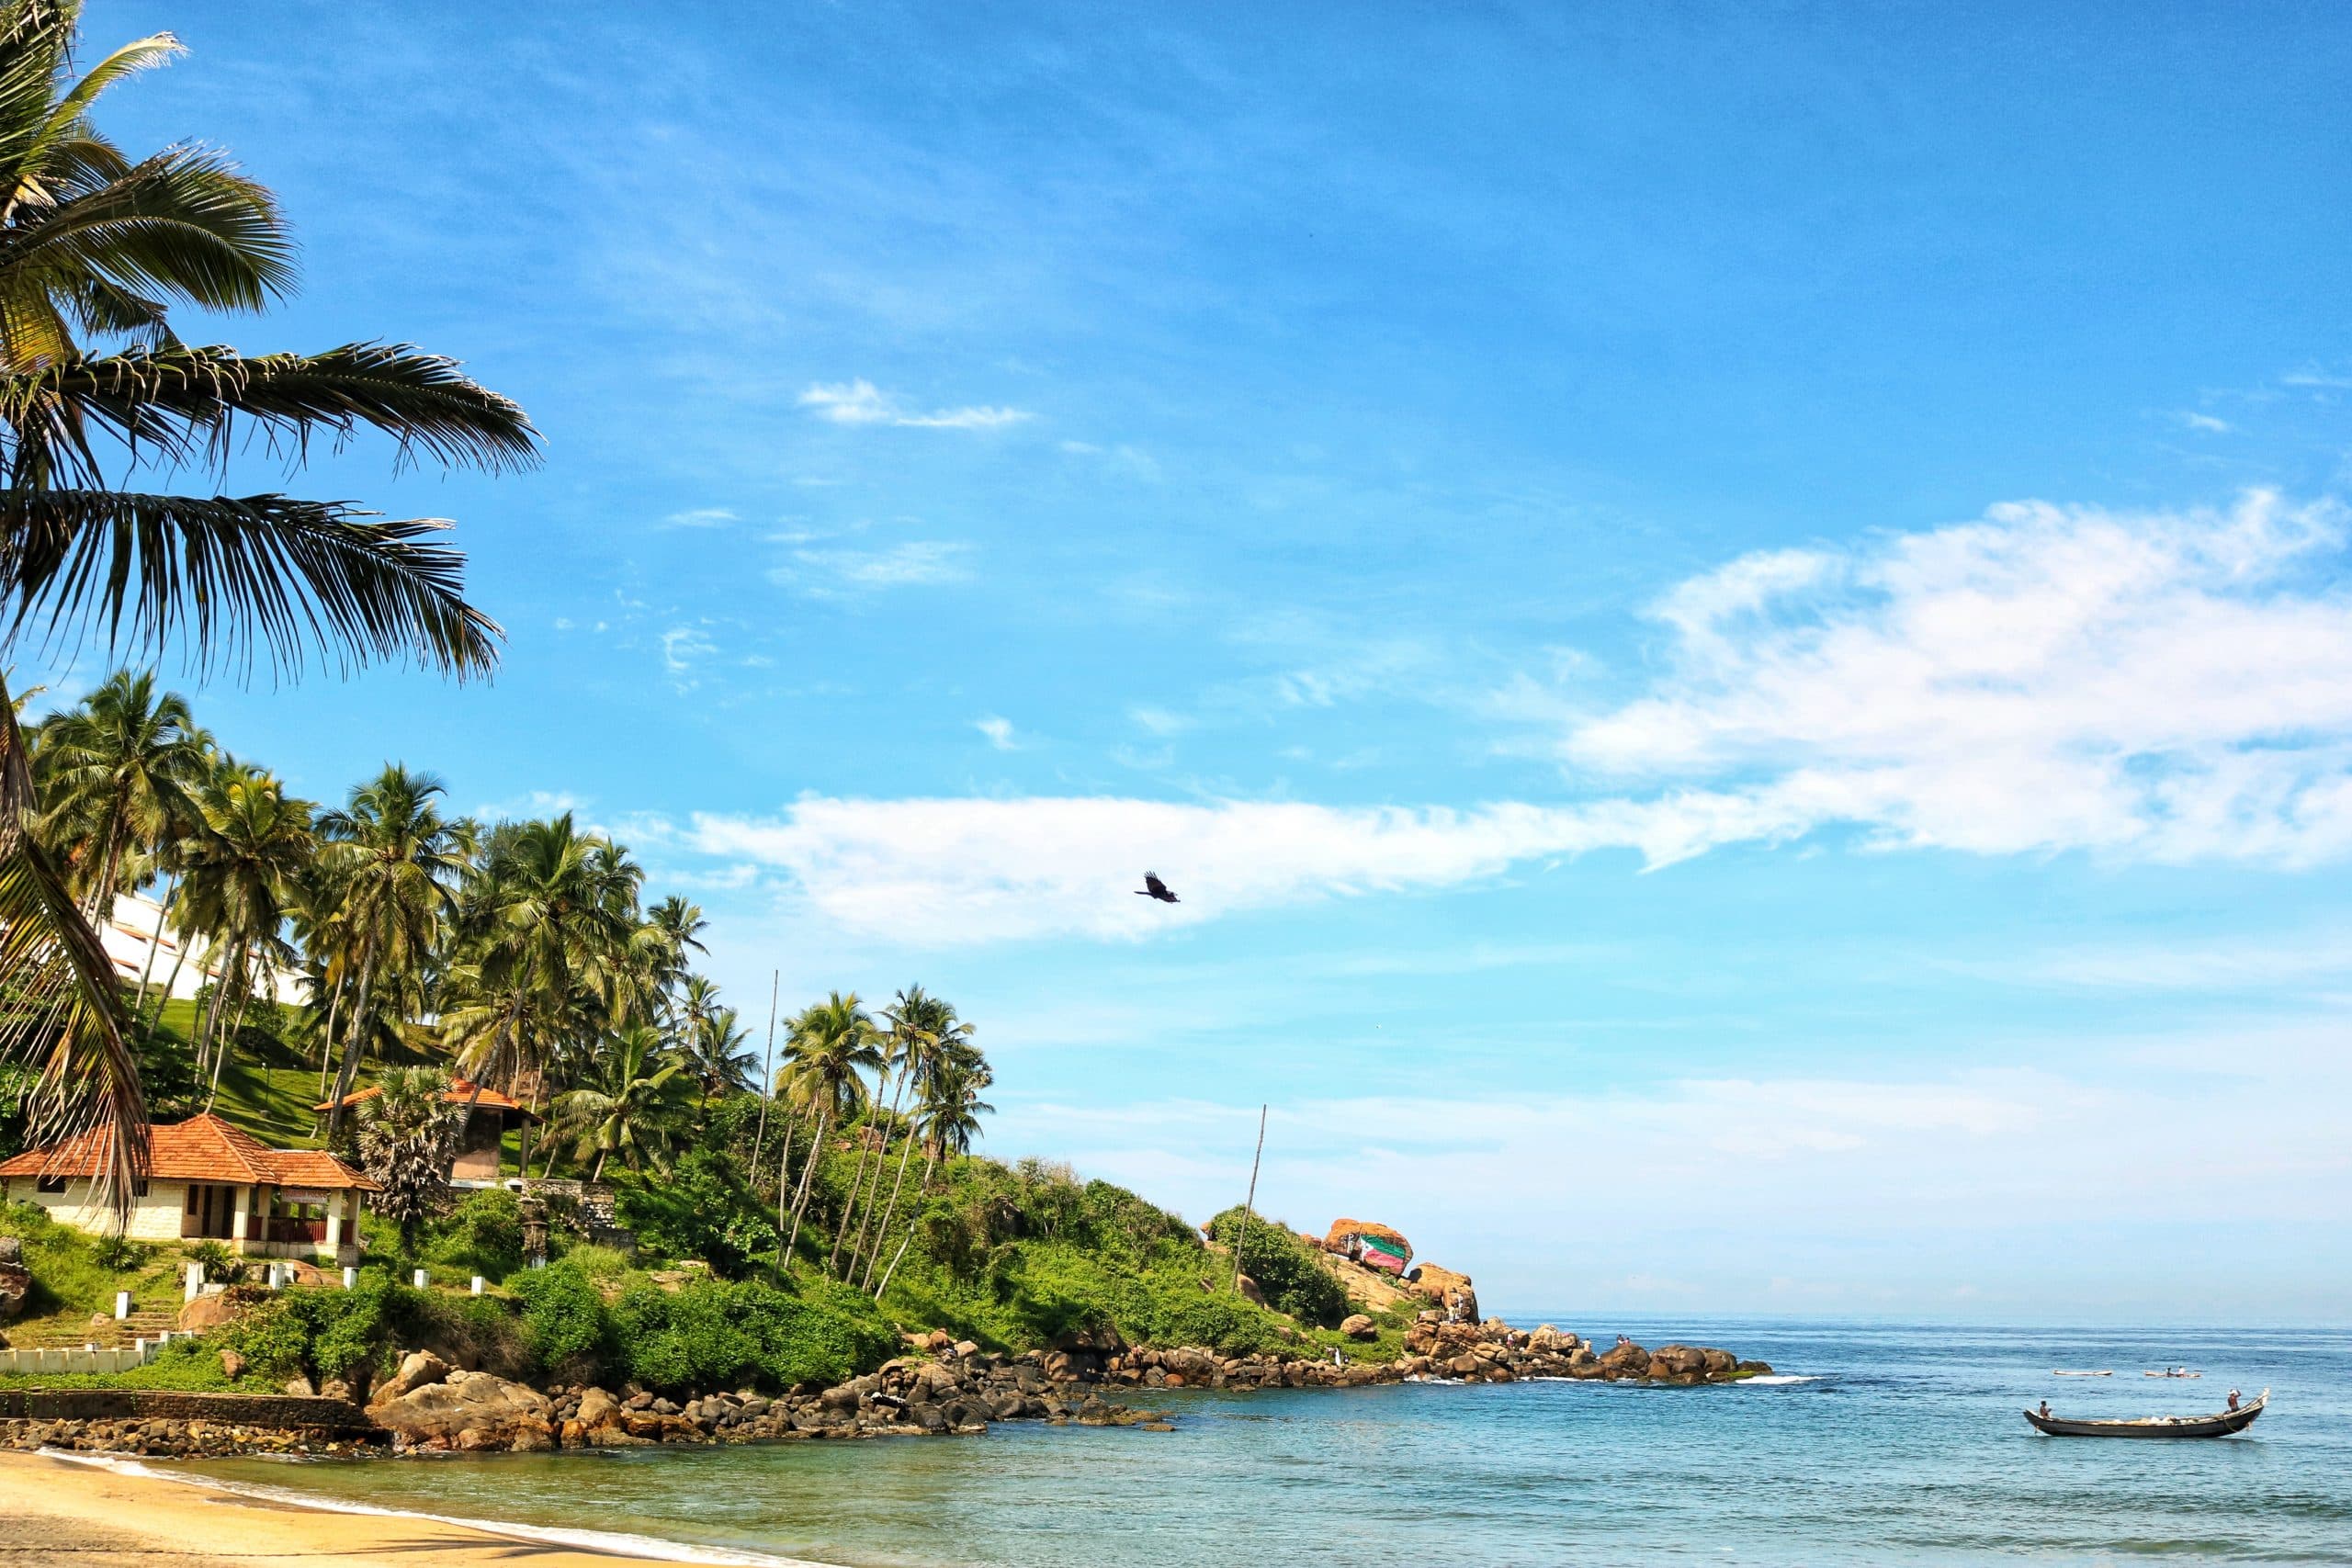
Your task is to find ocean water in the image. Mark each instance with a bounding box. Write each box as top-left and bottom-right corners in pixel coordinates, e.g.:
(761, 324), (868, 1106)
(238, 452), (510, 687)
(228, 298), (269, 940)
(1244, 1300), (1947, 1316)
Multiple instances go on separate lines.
(173, 1318), (2352, 1566)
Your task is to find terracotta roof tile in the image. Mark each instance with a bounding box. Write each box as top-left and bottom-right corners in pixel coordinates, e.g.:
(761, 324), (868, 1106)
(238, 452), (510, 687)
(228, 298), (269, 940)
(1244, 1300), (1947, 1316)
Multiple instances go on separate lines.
(0, 1112), (377, 1190)
(313, 1074), (534, 1120)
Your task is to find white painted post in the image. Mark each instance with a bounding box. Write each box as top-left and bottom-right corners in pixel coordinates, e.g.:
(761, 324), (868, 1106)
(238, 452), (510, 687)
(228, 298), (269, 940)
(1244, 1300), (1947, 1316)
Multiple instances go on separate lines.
(342, 1267), (358, 1290)
(114, 1290), (131, 1320)
(185, 1261), (204, 1301)
(412, 1268), (429, 1289)
(470, 1275), (485, 1296)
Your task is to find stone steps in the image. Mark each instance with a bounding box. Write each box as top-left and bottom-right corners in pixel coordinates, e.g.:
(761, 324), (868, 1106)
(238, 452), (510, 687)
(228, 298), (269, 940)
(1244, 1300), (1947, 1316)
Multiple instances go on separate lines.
(12, 1310), (179, 1349)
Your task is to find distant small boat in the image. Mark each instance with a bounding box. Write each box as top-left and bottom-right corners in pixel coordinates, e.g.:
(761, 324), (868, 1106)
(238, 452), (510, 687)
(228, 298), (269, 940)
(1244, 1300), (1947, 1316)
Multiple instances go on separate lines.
(2052, 1370), (2111, 1377)
(2142, 1370), (2202, 1379)
(2025, 1389), (2267, 1439)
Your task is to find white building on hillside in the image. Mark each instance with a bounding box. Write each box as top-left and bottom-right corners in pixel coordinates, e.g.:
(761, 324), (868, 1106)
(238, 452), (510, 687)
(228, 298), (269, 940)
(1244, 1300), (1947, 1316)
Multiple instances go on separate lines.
(97, 890), (307, 1008)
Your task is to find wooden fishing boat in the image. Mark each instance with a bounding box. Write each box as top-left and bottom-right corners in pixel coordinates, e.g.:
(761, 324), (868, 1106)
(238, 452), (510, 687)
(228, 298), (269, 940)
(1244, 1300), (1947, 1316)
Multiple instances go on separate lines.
(2024, 1389), (2267, 1438)
(2052, 1370), (2111, 1377)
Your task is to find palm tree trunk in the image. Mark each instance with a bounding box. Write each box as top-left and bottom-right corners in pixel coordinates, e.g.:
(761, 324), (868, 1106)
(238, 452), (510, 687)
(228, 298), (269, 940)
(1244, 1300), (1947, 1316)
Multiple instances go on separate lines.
(202, 941), (252, 1111)
(784, 1105), (830, 1266)
(130, 875), (178, 1012)
(830, 1099), (884, 1278)
(860, 1122), (924, 1291)
(872, 1152), (937, 1300)
(146, 919), (198, 1030)
(749, 970), (779, 1172)
(846, 1064), (910, 1278)
(324, 957), (377, 1140)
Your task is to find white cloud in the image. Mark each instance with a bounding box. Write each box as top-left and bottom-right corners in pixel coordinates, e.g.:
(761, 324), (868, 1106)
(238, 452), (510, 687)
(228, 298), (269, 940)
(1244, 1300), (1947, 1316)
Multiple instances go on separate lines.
(798, 378), (1031, 431)
(659, 625), (717, 686)
(1128, 705), (1194, 738)
(664, 794), (1762, 944)
(2177, 412), (2233, 434)
(776, 540), (975, 592)
(1558, 491), (2352, 864)
(975, 716), (1017, 750)
(662, 507), (737, 528)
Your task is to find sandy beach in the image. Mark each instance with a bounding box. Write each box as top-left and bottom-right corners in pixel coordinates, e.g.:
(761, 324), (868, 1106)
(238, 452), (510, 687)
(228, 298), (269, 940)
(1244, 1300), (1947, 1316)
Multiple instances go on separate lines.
(0, 1450), (741, 1566)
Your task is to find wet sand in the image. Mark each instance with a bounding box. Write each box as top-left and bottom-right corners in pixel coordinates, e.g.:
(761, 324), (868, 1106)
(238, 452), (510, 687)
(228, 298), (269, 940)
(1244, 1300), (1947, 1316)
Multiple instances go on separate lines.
(0, 1449), (740, 1566)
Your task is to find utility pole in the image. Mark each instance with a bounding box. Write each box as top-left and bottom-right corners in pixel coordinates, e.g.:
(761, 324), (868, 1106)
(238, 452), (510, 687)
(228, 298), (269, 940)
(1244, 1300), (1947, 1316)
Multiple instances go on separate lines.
(1232, 1103), (1267, 1296)
(750, 969), (781, 1169)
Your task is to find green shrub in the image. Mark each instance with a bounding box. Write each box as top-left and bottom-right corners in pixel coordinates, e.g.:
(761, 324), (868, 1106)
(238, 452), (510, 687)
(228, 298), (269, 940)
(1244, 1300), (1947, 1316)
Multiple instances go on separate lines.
(185, 1239), (247, 1286)
(611, 1276), (896, 1394)
(427, 1189), (525, 1280)
(92, 1234), (152, 1270)
(508, 1258), (613, 1380)
(1204, 1208), (1349, 1327)
(616, 1150), (776, 1277)
(1151, 1291), (1291, 1357)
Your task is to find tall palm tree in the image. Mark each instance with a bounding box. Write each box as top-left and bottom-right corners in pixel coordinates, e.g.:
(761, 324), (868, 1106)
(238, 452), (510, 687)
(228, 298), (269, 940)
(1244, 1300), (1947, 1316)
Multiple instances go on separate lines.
(642, 895), (706, 1005)
(0, 1), (536, 1211)
(857, 989), (974, 1289)
(555, 1023), (691, 1182)
(28, 668), (203, 918)
(314, 766), (469, 1135)
(173, 755), (311, 1104)
(673, 978), (752, 1121)
(776, 991), (878, 1267)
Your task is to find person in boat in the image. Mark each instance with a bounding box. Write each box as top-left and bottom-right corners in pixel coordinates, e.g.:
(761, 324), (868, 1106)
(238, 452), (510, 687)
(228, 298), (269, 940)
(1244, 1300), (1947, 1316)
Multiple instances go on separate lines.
(2037, 1401), (2052, 1420)
(2227, 1388), (2241, 1412)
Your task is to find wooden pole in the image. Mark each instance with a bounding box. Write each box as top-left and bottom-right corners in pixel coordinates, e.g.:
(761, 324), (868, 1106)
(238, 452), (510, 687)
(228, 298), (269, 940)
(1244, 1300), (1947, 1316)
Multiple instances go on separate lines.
(1231, 1103), (1267, 1296)
(750, 969), (781, 1170)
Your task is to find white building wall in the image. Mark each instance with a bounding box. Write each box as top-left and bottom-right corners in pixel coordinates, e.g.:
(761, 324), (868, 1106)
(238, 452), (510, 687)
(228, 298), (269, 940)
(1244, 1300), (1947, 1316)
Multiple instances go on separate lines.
(0, 1175), (192, 1242)
(99, 891), (307, 1008)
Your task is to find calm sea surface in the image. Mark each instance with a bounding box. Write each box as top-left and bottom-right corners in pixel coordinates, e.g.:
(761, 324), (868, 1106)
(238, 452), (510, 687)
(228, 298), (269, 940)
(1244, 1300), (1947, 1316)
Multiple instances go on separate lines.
(175, 1318), (2352, 1566)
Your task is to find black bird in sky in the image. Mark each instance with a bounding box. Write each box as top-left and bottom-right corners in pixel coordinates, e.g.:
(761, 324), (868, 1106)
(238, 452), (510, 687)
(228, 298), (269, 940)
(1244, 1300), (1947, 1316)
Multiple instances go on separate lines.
(1136, 872), (1180, 904)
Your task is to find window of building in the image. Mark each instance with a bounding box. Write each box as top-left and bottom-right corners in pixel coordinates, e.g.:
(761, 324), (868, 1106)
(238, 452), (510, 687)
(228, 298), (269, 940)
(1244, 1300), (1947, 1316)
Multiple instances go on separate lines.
(35, 1174), (67, 1195)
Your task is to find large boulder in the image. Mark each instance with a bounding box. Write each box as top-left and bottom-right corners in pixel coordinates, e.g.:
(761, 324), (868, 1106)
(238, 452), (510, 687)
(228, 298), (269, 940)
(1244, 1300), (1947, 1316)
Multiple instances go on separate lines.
(372, 1348), (451, 1404)
(1647, 1344), (1706, 1382)
(176, 1291), (248, 1334)
(1405, 1263), (1478, 1325)
(1340, 1314), (1377, 1341)
(368, 1368), (555, 1452)
(1596, 1340), (1651, 1379)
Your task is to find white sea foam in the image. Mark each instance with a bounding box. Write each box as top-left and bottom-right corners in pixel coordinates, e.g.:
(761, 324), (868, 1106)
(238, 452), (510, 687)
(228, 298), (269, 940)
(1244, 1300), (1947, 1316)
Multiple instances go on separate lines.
(39, 1450), (816, 1565)
(1738, 1375), (1820, 1386)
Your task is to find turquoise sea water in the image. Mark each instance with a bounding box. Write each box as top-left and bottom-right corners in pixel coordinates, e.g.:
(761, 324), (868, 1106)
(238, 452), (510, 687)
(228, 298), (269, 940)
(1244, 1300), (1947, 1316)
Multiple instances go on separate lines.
(175, 1318), (2352, 1566)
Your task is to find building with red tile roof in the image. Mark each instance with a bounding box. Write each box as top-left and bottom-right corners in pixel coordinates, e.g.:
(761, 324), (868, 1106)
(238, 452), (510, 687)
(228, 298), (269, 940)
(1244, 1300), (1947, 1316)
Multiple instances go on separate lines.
(0, 1113), (376, 1268)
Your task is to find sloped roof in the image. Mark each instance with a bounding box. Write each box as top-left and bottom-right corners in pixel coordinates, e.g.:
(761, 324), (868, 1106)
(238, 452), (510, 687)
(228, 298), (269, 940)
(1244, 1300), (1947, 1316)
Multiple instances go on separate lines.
(314, 1073), (536, 1121)
(0, 1113), (379, 1190)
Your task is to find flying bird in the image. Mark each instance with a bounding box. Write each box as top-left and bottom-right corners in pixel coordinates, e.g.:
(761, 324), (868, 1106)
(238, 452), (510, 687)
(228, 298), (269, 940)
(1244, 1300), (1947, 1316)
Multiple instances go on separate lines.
(1136, 872), (1180, 904)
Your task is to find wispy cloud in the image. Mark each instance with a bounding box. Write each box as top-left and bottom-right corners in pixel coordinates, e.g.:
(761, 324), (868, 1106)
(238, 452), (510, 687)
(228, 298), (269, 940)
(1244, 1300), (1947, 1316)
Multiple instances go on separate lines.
(660, 625), (718, 689)
(661, 507), (738, 528)
(799, 378), (1032, 430)
(2177, 412), (2232, 434)
(776, 540), (976, 593)
(975, 716), (1018, 750)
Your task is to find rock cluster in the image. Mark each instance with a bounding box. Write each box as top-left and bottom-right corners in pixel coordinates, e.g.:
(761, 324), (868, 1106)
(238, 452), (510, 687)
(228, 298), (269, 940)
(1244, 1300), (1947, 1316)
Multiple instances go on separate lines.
(1, 1416), (377, 1458)
(0, 1236), (28, 1324)
(366, 1337), (1175, 1453)
(1394, 1316), (1765, 1385)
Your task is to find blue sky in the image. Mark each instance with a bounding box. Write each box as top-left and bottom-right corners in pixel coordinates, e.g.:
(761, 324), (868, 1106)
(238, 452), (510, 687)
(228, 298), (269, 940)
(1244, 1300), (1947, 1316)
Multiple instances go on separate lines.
(62, 1), (2352, 1319)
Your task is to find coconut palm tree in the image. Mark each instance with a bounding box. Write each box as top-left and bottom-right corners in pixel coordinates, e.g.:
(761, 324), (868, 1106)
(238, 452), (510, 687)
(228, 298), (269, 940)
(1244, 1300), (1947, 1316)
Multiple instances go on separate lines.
(356, 1063), (460, 1255)
(28, 668), (203, 918)
(554, 1023), (691, 1181)
(173, 756), (311, 1104)
(0, 1), (536, 1208)
(674, 980), (752, 1122)
(642, 895), (706, 1005)
(314, 767), (470, 1134)
(856, 988), (973, 1289)
(776, 991), (878, 1267)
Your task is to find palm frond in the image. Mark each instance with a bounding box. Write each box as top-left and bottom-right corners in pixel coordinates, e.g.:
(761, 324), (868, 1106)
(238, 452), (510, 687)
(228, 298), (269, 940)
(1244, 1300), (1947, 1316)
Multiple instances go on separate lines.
(0, 661), (141, 1220)
(0, 488), (502, 678)
(0, 141), (290, 314)
(5, 342), (539, 486)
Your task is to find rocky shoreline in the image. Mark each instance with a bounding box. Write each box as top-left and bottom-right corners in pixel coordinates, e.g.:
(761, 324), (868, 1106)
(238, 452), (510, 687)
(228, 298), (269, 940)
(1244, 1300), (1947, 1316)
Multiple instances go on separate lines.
(1, 1315), (1769, 1461)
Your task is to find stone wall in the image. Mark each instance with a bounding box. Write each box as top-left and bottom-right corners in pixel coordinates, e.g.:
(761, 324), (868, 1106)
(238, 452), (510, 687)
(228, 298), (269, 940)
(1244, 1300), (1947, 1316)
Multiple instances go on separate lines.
(0, 1388), (378, 1429)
